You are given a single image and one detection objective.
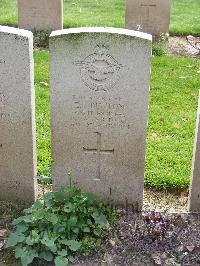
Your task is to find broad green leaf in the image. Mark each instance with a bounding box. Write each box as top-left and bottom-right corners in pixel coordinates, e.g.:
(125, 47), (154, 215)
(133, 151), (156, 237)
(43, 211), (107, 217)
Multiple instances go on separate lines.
(33, 208), (46, 220)
(25, 236), (34, 245)
(83, 226), (90, 233)
(55, 256), (69, 266)
(54, 192), (65, 201)
(68, 256), (75, 263)
(36, 175), (52, 184)
(33, 200), (42, 209)
(85, 193), (97, 202)
(39, 250), (53, 262)
(21, 256), (29, 266)
(13, 215), (32, 224)
(16, 222), (28, 233)
(72, 227), (79, 234)
(12, 217), (24, 225)
(93, 228), (101, 236)
(21, 249), (38, 266)
(22, 215), (32, 223)
(44, 192), (54, 202)
(58, 249), (68, 256)
(41, 238), (57, 252)
(21, 255), (34, 266)
(66, 240), (81, 251)
(54, 224), (65, 233)
(60, 239), (68, 245)
(23, 207), (32, 215)
(87, 219), (92, 225)
(31, 230), (40, 242)
(64, 202), (73, 213)
(48, 213), (58, 225)
(68, 216), (77, 226)
(94, 213), (107, 227)
(6, 233), (25, 248)
(15, 246), (24, 259)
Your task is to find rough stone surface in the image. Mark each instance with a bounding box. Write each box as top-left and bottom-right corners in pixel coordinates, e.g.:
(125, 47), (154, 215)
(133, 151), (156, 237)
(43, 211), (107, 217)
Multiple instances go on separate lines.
(0, 26), (37, 203)
(18, 0), (63, 31)
(50, 27), (152, 209)
(125, 0), (171, 37)
(189, 95), (200, 212)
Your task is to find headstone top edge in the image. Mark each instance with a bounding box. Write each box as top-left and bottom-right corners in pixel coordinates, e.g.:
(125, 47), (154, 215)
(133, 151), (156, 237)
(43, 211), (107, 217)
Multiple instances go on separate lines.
(50, 27), (152, 42)
(0, 25), (33, 39)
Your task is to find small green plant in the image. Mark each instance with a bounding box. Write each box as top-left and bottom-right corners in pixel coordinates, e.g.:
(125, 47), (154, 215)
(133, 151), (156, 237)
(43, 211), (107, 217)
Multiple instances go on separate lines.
(152, 34), (168, 57)
(33, 30), (51, 48)
(143, 211), (170, 241)
(6, 185), (115, 265)
(152, 45), (166, 57)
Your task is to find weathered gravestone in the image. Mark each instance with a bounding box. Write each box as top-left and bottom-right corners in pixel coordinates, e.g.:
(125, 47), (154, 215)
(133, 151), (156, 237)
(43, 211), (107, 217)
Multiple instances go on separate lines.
(125, 0), (171, 37)
(50, 27), (152, 209)
(18, 0), (63, 31)
(189, 96), (200, 212)
(0, 26), (37, 203)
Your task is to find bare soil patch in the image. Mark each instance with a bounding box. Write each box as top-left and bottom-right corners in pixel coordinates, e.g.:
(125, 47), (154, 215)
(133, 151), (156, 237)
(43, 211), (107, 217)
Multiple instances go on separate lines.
(1, 188), (199, 266)
(167, 36), (200, 58)
(78, 212), (200, 266)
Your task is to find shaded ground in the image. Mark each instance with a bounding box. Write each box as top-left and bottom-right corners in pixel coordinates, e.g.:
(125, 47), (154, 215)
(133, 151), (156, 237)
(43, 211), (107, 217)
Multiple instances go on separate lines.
(78, 212), (200, 266)
(76, 190), (200, 265)
(1, 188), (199, 266)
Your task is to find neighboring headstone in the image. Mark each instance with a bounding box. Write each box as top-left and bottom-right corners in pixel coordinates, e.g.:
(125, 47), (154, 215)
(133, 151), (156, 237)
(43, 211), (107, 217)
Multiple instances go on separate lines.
(18, 0), (63, 31)
(0, 26), (37, 203)
(125, 0), (171, 37)
(189, 95), (200, 212)
(50, 28), (152, 209)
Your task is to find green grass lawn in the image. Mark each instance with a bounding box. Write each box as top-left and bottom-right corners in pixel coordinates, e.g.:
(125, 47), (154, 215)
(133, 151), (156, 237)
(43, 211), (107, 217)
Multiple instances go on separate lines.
(0, 0), (200, 190)
(34, 50), (200, 190)
(0, 0), (199, 35)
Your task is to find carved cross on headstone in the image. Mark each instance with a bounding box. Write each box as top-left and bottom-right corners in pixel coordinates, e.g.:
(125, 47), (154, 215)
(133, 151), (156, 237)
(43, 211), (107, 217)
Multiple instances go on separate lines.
(140, 1), (156, 30)
(141, 3), (156, 7)
(141, 0), (156, 8)
(83, 132), (114, 180)
(141, 1), (156, 15)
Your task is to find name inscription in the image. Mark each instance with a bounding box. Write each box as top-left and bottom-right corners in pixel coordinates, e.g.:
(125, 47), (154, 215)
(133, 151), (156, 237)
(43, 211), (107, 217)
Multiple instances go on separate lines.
(71, 95), (130, 129)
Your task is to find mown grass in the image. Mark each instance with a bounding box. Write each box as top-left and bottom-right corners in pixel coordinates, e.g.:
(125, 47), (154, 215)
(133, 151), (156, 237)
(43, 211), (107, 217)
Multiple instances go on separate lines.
(0, 0), (17, 26)
(34, 51), (51, 176)
(34, 50), (200, 190)
(0, 0), (199, 35)
(146, 57), (200, 189)
(170, 0), (200, 36)
(0, 0), (200, 190)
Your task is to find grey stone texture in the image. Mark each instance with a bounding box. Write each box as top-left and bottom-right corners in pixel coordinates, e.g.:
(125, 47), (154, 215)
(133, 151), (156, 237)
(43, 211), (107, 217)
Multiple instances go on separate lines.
(0, 26), (37, 203)
(189, 96), (200, 212)
(125, 0), (171, 37)
(50, 27), (152, 209)
(18, 0), (63, 31)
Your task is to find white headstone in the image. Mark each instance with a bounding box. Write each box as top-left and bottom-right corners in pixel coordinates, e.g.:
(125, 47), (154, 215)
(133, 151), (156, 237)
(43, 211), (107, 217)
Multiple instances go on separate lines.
(189, 95), (200, 212)
(125, 0), (171, 37)
(50, 28), (152, 209)
(18, 0), (63, 31)
(0, 26), (37, 203)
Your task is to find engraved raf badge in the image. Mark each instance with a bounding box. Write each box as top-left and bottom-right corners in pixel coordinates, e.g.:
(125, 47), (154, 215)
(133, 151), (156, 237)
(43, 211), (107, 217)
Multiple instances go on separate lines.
(74, 45), (123, 92)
